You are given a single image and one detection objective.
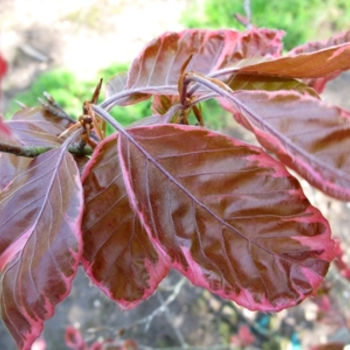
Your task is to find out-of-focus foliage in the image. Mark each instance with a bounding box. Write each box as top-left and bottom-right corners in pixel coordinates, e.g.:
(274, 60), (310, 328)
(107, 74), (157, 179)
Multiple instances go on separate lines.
(181, 0), (350, 50)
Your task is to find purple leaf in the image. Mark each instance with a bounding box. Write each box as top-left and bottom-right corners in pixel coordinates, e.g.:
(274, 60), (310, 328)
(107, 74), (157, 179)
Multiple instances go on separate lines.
(118, 124), (334, 311)
(0, 143), (83, 349)
(81, 134), (169, 308)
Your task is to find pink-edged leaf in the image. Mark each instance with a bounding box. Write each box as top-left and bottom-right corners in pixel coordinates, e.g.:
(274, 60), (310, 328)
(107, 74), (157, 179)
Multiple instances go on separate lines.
(0, 144), (83, 349)
(104, 28), (284, 106)
(235, 41), (350, 79)
(118, 124), (334, 312)
(220, 90), (350, 201)
(288, 31), (350, 93)
(81, 134), (169, 308)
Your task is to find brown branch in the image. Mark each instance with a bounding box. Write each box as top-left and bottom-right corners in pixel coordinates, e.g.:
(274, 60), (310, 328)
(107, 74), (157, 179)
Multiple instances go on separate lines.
(0, 142), (93, 158)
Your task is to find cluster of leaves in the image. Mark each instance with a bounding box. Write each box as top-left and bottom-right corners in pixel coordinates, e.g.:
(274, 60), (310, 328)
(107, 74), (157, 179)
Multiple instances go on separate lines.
(1, 27), (350, 349)
(182, 0), (350, 50)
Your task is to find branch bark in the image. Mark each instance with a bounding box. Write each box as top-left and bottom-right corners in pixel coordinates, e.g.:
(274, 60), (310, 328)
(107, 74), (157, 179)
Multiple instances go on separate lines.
(0, 142), (93, 157)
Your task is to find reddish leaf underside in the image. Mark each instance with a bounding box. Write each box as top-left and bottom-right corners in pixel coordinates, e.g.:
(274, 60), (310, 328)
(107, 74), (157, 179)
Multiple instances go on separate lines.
(126, 28), (282, 91)
(118, 124), (334, 312)
(81, 134), (169, 308)
(236, 41), (350, 79)
(0, 146), (83, 349)
(288, 30), (350, 93)
(220, 90), (350, 201)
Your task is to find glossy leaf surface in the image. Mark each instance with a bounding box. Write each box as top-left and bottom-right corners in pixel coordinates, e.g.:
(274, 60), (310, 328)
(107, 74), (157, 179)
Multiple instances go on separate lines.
(118, 124), (334, 311)
(0, 146), (83, 349)
(81, 134), (169, 308)
(221, 90), (350, 200)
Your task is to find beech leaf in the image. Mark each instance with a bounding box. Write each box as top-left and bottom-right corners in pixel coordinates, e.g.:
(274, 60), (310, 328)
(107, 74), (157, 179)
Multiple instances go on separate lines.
(288, 31), (350, 93)
(220, 90), (350, 201)
(118, 124), (334, 311)
(103, 28), (284, 108)
(0, 143), (83, 349)
(81, 134), (169, 308)
(236, 41), (350, 79)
